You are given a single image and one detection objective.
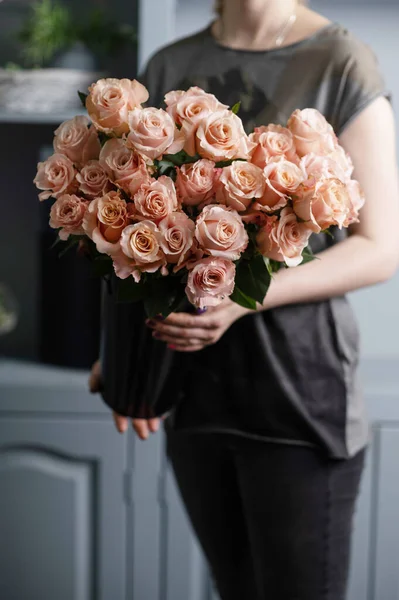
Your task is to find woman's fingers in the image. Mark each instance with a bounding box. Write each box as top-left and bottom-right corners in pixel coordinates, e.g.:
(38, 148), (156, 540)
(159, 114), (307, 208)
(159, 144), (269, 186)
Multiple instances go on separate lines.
(132, 418), (160, 440)
(89, 359), (103, 393)
(113, 412), (161, 439)
(113, 412), (129, 433)
(147, 321), (215, 344)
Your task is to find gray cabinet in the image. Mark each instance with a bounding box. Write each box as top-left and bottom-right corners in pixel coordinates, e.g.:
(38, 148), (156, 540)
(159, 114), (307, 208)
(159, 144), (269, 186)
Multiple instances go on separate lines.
(0, 360), (128, 600)
(1, 359), (399, 600)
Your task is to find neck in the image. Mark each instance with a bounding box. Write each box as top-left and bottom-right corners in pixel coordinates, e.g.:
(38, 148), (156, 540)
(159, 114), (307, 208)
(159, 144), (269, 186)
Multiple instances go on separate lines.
(215, 0), (298, 50)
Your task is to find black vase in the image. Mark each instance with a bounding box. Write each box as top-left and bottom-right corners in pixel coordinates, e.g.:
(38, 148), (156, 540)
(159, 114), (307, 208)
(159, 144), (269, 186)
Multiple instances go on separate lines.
(100, 277), (185, 419)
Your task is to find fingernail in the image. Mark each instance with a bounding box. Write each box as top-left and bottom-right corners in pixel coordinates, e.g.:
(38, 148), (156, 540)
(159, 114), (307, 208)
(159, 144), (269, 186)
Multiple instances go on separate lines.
(196, 307), (207, 315)
(168, 344), (176, 350)
(153, 331), (161, 339)
(146, 319), (155, 327)
(155, 314), (165, 321)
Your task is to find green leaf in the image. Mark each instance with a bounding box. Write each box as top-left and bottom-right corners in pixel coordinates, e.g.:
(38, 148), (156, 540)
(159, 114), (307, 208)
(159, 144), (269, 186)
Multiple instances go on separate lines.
(300, 245), (319, 265)
(264, 257), (282, 277)
(162, 150), (201, 167)
(230, 286), (257, 310)
(235, 254), (271, 305)
(78, 91), (88, 108)
(143, 277), (185, 318)
(215, 158), (247, 168)
(321, 228), (335, 239)
(231, 101), (241, 115)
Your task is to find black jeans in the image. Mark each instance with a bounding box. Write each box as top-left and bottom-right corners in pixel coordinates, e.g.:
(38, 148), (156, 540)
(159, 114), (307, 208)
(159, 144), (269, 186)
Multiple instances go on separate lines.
(167, 432), (365, 600)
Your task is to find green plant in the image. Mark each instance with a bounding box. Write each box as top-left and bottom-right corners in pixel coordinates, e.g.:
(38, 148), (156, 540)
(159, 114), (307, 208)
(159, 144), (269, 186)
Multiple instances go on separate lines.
(18, 0), (136, 68)
(18, 0), (73, 67)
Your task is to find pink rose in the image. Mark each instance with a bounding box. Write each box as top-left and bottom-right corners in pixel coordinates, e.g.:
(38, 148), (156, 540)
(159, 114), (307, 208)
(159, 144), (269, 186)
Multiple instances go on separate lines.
(186, 257), (236, 309)
(195, 204), (248, 260)
(250, 124), (297, 168)
(300, 153), (348, 189)
(34, 153), (77, 201)
(193, 110), (256, 161)
(113, 221), (166, 281)
(293, 178), (352, 233)
(127, 107), (184, 161)
(176, 159), (217, 206)
(257, 208), (312, 267)
(76, 160), (111, 199)
(287, 109), (337, 157)
(134, 176), (178, 222)
(83, 191), (132, 254)
(99, 138), (151, 195)
(257, 157), (303, 212)
(346, 180), (365, 225)
(216, 161), (265, 212)
(328, 145), (354, 182)
(159, 212), (195, 265)
(165, 86), (228, 126)
(53, 116), (101, 167)
(49, 194), (88, 240)
(86, 78), (149, 136)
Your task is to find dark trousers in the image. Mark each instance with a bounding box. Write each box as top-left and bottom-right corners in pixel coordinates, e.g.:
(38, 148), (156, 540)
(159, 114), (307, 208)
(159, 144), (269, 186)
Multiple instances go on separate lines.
(167, 432), (365, 600)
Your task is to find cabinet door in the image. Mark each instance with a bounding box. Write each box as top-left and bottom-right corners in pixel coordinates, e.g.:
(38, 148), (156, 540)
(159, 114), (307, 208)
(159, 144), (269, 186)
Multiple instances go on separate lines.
(372, 427), (399, 600)
(0, 418), (127, 600)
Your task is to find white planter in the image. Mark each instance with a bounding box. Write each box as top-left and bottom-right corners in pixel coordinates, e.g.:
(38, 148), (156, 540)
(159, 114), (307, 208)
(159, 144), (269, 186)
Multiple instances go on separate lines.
(0, 68), (103, 115)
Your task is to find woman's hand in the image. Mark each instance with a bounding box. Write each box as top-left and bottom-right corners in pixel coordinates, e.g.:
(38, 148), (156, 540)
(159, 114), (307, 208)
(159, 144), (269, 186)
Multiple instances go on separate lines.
(88, 359), (161, 440)
(146, 298), (251, 352)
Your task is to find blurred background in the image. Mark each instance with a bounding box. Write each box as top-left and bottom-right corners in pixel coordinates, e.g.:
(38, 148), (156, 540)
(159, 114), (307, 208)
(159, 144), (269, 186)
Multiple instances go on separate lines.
(0, 0), (398, 599)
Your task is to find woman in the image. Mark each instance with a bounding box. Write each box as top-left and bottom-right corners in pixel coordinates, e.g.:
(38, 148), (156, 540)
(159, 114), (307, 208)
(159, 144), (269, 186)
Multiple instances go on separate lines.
(90, 1), (399, 598)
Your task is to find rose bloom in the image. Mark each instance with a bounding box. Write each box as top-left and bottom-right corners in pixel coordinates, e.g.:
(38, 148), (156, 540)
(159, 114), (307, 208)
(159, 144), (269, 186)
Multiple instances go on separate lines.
(127, 107), (184, 161)
(86, 78), (149, 136)
(329, 145), (354, 182)
(300, 153), (349, 189)
(134, 176), (178, 222)
(257, 208), (312, 267)
(186, 257), (236, 309)
(49, 194), (88, 240)
(250, 124), (297, 168)
(216, 161), (265, 212)
(258, 157), (303, 212)
(191, 110), (256, 161)
(99, 138), (151, 195)
(76, 160), (111, 199)
(176, 159), (217, 206)
(34, 153), (77, 201)
(113, 220), (166, 281)
(165, 86), (228, 126)
(83, 191), (132, 254)
(293, 178), (352, 232)
(288, 108), (337, 157)
(195, 204), (248, 260)
(346, 180), (365, 225)
(53, 116), (101, 167)
(159, 212), (195, 265)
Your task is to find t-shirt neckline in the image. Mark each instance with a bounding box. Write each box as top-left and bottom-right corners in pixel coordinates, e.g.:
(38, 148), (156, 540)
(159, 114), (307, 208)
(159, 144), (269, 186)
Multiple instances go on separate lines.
(204, 21), (337, 55)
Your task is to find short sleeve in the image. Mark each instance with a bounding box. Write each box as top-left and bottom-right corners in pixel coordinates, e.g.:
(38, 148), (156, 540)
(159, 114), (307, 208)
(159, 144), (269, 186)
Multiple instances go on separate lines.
(333, 39), (390, 135)
(137, 51), (167, 108)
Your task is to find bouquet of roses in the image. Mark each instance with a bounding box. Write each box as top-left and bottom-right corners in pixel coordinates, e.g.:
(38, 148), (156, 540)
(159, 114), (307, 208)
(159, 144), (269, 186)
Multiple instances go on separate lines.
(34, 78), (364, 317)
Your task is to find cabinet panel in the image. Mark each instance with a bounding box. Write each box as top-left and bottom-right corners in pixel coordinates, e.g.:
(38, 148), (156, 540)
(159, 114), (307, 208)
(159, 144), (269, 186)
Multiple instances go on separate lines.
(373, 427), (399, 600)
(0, 418), (127, 600)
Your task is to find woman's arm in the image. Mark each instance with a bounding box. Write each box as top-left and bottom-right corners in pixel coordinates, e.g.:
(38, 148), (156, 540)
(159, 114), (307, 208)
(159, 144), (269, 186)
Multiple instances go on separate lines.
(147, 96), (399, 351)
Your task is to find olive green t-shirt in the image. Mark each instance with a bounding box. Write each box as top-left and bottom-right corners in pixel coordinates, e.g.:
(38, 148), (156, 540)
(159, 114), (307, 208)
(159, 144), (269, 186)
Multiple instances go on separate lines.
(136, 22), (388, 458)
